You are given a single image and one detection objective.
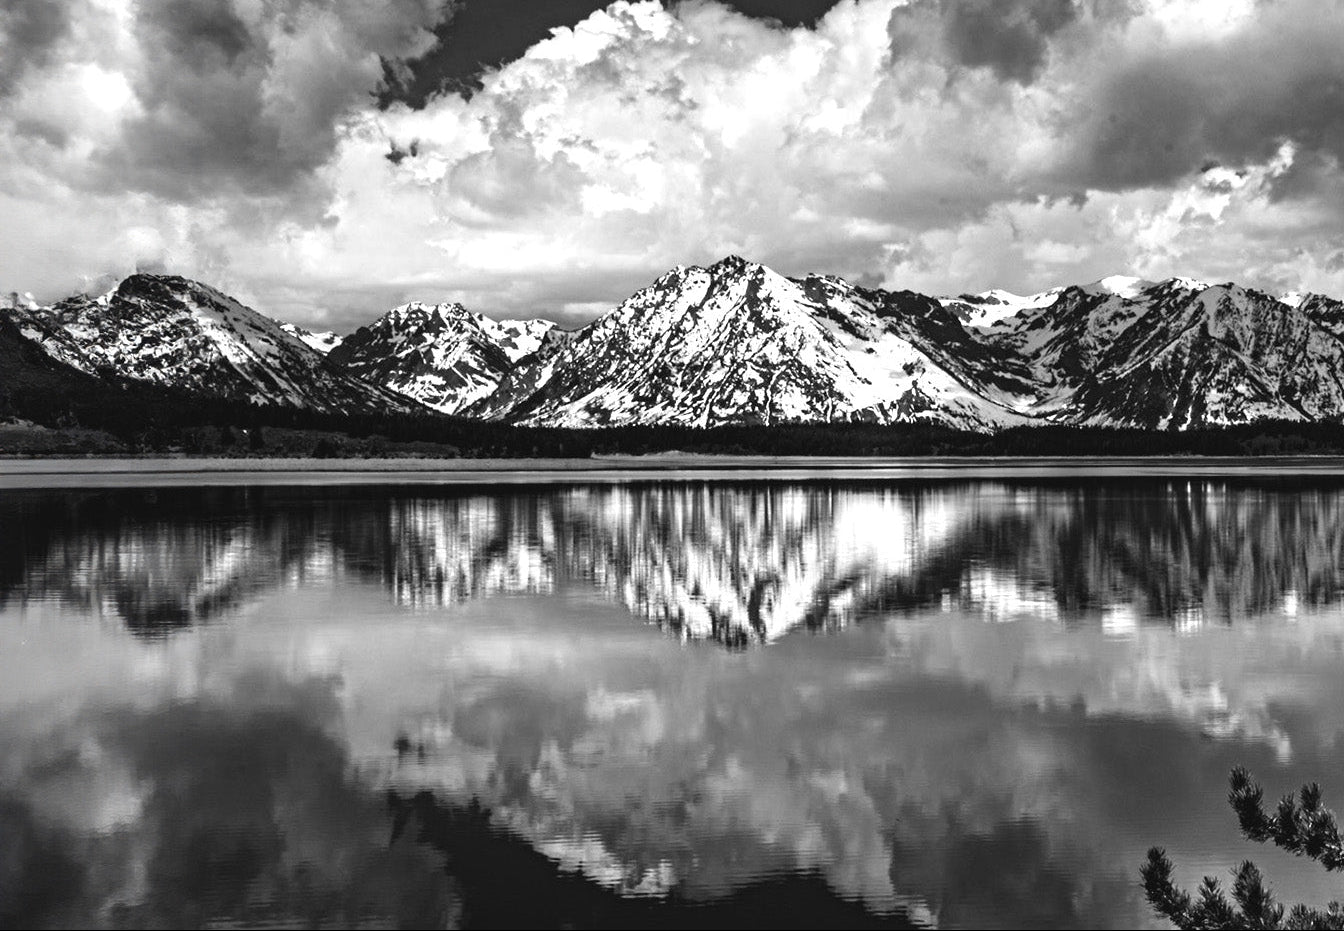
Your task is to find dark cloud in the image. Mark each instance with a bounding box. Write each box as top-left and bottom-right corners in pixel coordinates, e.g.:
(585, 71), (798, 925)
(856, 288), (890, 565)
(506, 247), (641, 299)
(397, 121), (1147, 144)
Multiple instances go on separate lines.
(889, 0), (1080, 85)
(688, 0), (846, 27)
(376, 0), (845, 108)
(0, 0), (73, 96)
(942, 0), (1079, 84)
(1058, 0), (1344, 194)
(149, 0), (252, 65)
(1263, 150), (1341, 204)
(90, 0), (446, 202)
(106, 0), (278, 197)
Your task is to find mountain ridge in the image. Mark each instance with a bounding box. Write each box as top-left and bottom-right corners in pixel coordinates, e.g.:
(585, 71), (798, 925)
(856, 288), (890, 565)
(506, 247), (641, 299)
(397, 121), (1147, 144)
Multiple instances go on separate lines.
(7, 260), (1344, 431)
(7, 274), (417, 416)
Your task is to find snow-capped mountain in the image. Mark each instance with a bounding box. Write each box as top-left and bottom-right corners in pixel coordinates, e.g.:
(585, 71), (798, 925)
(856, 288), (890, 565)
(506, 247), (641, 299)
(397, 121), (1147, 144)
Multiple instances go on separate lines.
(14, 259), (1344, 430)
(9, 274), (413, 415)
(983, 278), (1344, 428)
(460, 257), (1344, 431)
(475, 255), (1034, 429)
(327, 301), (558, 415)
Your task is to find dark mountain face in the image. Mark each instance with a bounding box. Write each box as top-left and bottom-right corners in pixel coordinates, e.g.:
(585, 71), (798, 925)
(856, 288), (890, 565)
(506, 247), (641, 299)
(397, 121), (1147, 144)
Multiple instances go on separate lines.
(1059, 285), (1344, 428)
(0, 313), (105, 401)
(10, 262), (1344, 430)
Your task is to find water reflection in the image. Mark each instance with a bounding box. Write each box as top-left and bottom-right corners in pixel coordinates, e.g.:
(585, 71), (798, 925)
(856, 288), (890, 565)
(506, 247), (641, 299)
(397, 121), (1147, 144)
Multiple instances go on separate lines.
(384, 498), (557, 608)
(4, 482), (1344, 640)
(2, 481), (1344, 928)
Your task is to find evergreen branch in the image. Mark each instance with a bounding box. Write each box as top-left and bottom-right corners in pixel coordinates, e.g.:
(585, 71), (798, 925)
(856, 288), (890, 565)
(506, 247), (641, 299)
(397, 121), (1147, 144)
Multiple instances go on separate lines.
(1233, 860), (1284, 929)
(1143, 847), (1193, 928)
(1145, 770), (1344, 929)
(1229, 769), (1344, 871)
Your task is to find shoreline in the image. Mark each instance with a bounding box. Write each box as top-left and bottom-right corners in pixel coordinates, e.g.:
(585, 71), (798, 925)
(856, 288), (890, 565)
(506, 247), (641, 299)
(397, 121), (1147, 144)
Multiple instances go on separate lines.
(4, 454), (1344, 488)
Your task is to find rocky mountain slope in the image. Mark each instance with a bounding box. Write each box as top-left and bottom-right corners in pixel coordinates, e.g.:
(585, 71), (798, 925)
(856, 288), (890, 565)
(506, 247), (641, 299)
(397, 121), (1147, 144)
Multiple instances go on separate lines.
(327, 302), (557, 415)
(467, 257), (1344, 431)
(5, 274), (413, 415)
(479, 256), (1035, 430)
(974, 277), (1344, 428)
(10, 260), (1344, 430)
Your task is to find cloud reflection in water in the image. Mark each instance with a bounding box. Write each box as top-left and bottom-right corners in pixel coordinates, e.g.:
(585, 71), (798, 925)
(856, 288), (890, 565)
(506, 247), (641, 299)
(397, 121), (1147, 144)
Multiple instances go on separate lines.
(2, 480), (1344, 928)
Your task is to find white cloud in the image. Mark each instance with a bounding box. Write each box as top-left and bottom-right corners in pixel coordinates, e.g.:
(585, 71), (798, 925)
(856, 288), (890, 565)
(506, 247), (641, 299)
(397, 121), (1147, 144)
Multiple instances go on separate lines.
(1, 0), (1343, 330)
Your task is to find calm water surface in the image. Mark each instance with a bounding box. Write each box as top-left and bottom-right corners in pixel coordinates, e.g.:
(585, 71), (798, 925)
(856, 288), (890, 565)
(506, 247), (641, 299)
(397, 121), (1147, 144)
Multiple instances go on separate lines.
(3, 479), (1344, 928)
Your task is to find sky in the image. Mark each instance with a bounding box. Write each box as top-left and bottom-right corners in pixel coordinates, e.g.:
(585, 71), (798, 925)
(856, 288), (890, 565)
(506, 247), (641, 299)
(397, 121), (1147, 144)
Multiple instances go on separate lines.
(2, 0), (1343, 331)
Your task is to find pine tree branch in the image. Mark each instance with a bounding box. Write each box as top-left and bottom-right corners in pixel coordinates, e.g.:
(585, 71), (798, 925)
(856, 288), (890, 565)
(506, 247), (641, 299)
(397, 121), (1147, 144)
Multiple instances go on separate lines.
(1188, 875), (1239, 928)
(1230, 768), (1344, 871)
(1233, 860), (1284, 929)
(1142, 847), (1193, 929)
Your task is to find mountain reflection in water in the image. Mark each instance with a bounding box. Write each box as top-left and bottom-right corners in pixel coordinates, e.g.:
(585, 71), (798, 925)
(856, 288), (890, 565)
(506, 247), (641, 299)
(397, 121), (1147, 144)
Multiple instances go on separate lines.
(5, 482), (1344, 641)
(2, 480), (1344, 928)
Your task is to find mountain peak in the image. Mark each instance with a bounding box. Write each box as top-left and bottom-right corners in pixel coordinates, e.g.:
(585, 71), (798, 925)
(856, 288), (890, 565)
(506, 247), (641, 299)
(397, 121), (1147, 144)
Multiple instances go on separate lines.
(972, 288), (1027, 305)
(1159, 275), (1211, 293)
(111, 272), (184, 300)
(23, 263), (1344, 435)
(376, 300), (477, 332)
(114, 271), (216, 298)
(1082, 275), (1155, 299)
(709, 253), (757, 274)
(23, 271), (414, 416)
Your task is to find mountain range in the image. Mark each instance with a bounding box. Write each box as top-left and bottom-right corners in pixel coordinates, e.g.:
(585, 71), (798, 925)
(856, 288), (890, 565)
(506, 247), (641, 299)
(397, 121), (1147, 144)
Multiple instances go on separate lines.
(7, 256), (1344, 430)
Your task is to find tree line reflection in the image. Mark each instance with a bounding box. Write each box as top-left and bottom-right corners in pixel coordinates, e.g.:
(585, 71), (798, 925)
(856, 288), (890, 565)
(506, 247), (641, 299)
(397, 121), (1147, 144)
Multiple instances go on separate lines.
(3, 480), (1343, 642)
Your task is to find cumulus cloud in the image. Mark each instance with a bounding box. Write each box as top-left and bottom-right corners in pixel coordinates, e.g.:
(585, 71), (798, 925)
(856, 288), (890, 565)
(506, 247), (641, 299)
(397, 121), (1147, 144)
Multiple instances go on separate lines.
(889, 0), (1082, 84)
(1055, 0), (1344, 194)
(375, 0), (844, 106)
(2, 0), (1344, 330)
(104, 0), (450, 201)
(1, 0), (450, 202)
(0, 0), (75, 97)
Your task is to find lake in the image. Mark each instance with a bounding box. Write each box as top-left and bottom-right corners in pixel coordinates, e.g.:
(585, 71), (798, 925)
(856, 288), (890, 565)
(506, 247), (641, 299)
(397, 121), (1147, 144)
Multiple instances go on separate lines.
(3, 476), (1343, 928)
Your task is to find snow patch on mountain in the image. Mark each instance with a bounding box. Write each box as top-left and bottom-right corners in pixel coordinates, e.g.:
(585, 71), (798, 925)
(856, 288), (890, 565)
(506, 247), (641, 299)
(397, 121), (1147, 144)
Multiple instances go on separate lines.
(940, 287), (1064, 330)
(1082, 275), (1155, 299)
(485, 318), (558, 364)
(281, 323), (340, 355)
(4, 291), (40, 311)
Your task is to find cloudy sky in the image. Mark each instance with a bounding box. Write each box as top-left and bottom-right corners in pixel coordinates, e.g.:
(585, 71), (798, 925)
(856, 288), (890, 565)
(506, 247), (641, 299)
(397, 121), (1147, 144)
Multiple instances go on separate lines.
(2, 0), (1343, 330)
